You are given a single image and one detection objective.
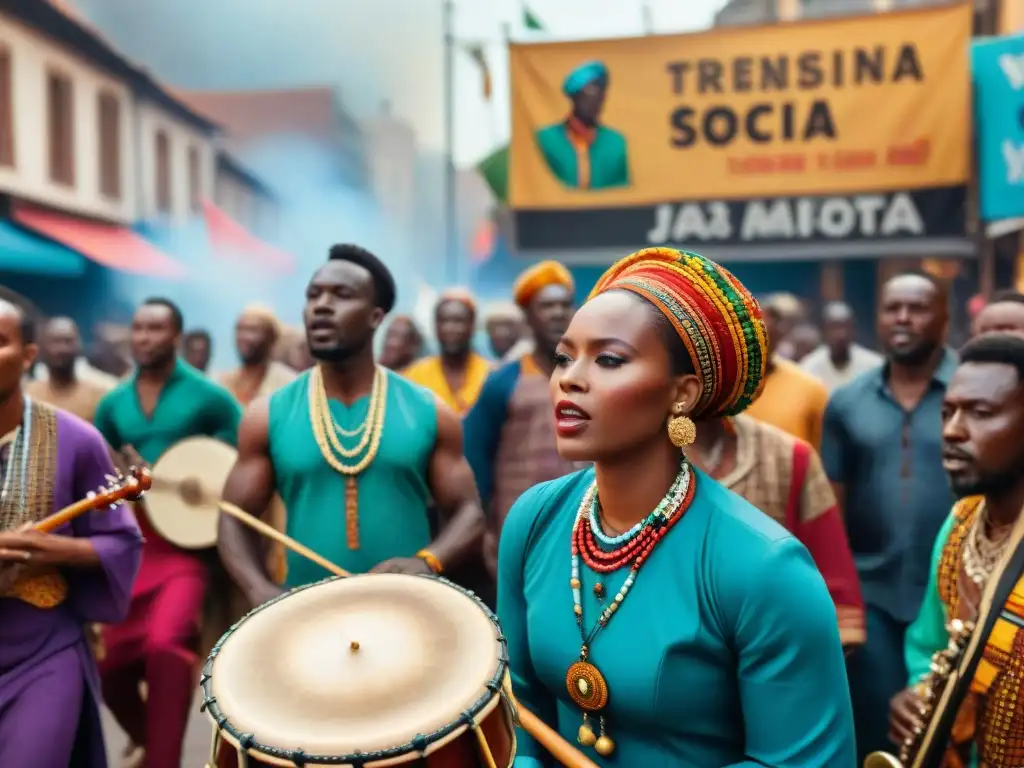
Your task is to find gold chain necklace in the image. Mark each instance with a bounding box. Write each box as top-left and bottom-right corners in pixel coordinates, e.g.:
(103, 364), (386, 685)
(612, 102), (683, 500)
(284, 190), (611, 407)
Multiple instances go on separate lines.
(963, 503), (1013, 588)
(308, 365), (388, 548)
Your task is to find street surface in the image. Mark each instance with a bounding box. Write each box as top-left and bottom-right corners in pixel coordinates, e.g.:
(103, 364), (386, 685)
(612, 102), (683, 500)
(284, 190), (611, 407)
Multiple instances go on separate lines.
(103, 695), (213, 767)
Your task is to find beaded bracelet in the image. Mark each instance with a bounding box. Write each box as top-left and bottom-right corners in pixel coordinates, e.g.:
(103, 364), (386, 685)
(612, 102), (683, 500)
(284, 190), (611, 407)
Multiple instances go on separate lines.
(416, 549), (444, 575)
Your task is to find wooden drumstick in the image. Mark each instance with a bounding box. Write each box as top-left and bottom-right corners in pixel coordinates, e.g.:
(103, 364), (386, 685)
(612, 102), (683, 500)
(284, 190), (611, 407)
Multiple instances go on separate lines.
(217, 501), (344, 578)
(216, 500), (602, 768)
(516, 705), (600, 768)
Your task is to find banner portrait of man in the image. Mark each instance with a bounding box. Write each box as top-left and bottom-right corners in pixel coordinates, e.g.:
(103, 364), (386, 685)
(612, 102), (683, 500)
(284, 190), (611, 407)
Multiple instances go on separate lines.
(533, 60), (631, 191)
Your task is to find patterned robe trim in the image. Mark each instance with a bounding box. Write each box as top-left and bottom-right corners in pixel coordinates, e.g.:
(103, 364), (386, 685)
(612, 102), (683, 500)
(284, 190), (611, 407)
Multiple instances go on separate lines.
(719, 415), (792, 527)
(722, 415), (864, 646)
(936, 496), (983, 621)
(935, 496), (1024, 768)
(0, 399), (66, 608)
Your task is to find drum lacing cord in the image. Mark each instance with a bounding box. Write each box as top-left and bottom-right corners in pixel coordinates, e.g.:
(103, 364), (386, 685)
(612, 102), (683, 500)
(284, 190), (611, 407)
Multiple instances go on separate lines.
(238, 731), (312, 766)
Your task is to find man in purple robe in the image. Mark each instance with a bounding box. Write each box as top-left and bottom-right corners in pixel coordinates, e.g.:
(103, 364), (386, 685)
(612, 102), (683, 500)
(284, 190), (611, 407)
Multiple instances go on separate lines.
(0, 300), (143, 768)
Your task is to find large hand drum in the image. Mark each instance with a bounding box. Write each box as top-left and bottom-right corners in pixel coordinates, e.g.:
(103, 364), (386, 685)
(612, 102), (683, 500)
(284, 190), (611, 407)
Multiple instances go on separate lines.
(148, 437), (237, 549)
(202, 574), (516, 768)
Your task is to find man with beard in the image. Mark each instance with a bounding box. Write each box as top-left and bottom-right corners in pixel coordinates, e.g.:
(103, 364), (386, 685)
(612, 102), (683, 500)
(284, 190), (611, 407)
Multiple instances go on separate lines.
(821, 271), (957, 762)
(463, 261), (581, 581)
(218, 244), (484, 607)
(886, 333), (1024, 767)
(27, 317), (112, 422)
(218, 305), (297, 407)
(92, 298), (241, 768)
(402, 289), (491, 415)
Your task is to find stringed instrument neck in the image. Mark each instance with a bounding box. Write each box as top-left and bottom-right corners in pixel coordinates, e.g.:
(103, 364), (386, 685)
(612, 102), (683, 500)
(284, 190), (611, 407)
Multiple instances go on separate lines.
(30, 466), (152, 533)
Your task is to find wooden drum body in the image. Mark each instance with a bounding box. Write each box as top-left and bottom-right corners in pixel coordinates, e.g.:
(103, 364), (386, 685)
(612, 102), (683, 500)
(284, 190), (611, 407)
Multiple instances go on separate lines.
(201, 574), (516, 768)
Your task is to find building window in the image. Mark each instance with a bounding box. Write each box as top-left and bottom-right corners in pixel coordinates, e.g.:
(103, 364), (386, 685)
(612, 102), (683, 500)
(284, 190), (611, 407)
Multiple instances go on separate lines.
(155, 129), (171, 213)
(0, 49), (12, 167)
(187, 145), (201, 214)
(47, 70), (74, 186)
(97, 91), (121, 200)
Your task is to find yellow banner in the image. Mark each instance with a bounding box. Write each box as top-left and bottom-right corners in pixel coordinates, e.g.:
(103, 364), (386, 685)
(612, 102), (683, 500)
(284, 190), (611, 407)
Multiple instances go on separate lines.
(508, 3), (972, 210)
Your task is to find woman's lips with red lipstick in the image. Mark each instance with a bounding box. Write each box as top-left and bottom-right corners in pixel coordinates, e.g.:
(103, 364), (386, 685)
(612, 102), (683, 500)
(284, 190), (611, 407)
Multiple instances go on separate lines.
(554, 400), (591, 437)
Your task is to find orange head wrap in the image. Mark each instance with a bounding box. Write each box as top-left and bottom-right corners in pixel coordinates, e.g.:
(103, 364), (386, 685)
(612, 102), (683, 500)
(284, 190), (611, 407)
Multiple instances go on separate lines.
(512, 261), (575, 308)
(588, 247), (768, 420)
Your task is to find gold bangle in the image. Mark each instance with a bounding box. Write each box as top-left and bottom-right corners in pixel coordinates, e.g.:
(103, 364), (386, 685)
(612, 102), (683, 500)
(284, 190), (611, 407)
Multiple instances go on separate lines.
(416, 549), (444, 574)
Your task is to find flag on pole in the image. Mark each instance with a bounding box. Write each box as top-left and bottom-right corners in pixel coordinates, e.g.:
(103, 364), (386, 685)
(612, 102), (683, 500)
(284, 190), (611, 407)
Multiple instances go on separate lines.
(464, 44), (493, 101)
(523, 4), (544, 30)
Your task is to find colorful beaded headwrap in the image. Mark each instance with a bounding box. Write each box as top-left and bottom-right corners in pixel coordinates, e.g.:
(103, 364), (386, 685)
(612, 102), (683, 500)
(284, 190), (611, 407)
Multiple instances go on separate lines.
(588, 247), (768, 419)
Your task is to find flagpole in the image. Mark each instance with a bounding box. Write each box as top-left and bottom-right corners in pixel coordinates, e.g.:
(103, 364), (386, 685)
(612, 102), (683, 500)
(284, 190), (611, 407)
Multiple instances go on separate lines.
(443, 0), (458, 284)
(641, 3), (654, 34)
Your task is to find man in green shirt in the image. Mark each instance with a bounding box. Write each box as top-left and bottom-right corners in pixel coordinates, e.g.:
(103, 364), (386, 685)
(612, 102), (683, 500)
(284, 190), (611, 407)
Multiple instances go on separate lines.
(218, 244), (485, 609)
(534, 60), (630, 191)
(92, 297), (241, 768)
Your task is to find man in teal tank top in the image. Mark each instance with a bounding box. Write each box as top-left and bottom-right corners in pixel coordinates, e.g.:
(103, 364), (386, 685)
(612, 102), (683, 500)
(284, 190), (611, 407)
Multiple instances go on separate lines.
(219, 244), (485, 608)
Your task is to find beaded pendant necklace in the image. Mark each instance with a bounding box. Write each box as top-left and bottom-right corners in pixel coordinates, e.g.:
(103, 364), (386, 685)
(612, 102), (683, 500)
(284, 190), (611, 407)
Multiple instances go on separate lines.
(566, 460), (696, 757)
(308, 366), (388, 548)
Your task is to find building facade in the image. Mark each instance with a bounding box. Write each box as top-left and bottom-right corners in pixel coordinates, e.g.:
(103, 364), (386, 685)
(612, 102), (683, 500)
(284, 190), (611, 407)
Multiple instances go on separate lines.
(178, 87), (369, 191)
(0, 9), (137, 223)
(213, 150), (277, 242)
(135, 100), (216, 226)
(0, 0), (291, 335)
(363, 101), (417, 237)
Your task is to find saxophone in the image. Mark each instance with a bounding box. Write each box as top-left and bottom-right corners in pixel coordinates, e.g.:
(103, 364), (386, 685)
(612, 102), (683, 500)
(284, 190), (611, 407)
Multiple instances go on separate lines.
(863, 619), (974, 768)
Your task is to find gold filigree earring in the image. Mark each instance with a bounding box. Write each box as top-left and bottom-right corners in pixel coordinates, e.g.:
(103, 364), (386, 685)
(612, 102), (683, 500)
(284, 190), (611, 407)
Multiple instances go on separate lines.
(667, 403), (696, 447)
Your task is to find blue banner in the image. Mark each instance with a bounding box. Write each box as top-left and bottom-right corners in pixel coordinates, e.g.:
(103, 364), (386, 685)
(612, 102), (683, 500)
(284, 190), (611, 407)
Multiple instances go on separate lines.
(974, 34), (1024, 222)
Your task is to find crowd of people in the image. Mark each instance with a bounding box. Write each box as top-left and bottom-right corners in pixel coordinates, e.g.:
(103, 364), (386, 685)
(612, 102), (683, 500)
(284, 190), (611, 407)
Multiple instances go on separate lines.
(2, 243), (1024, 767)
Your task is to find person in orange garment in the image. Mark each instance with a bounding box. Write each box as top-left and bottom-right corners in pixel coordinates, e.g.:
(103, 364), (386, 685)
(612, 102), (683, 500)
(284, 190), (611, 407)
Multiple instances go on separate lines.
(744, 294), (829, 450)
(402, 288), (492, 415)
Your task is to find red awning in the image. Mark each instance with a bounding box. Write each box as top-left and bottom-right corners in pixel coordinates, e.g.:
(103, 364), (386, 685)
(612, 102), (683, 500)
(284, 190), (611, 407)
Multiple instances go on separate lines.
(202, 201), (294, 275)
(13, 204), (187, 279)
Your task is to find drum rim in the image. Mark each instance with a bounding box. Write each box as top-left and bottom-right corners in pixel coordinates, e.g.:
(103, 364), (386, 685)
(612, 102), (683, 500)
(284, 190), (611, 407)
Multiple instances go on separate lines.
(200, 573), (510, 766)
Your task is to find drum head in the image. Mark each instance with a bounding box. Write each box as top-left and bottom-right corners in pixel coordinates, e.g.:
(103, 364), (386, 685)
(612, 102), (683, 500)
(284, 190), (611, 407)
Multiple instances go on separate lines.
(149, 437), (237, 549)
(204, 574), (507, 763)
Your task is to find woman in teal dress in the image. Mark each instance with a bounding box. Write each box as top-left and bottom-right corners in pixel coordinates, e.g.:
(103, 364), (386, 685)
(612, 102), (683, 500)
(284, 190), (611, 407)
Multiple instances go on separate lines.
(498, 247), (856, 767)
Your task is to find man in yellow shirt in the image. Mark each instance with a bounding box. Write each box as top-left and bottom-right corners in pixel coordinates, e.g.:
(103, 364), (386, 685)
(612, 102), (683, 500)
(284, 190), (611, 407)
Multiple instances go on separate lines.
(745, 295), (829, 450)
(402, 288), (492, 415)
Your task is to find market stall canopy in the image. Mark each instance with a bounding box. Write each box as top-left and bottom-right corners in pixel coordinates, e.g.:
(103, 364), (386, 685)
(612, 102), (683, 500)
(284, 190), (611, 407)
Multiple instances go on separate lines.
(13, 204), (188, 279)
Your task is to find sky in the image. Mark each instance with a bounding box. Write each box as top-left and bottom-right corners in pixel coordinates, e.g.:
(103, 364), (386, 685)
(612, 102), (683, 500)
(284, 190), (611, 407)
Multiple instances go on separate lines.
(74, 0), (727, 167)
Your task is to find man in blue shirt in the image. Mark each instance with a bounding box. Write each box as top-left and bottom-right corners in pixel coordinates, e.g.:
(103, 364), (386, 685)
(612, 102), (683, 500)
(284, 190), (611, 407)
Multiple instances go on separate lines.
(821, 271), (957, 762)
